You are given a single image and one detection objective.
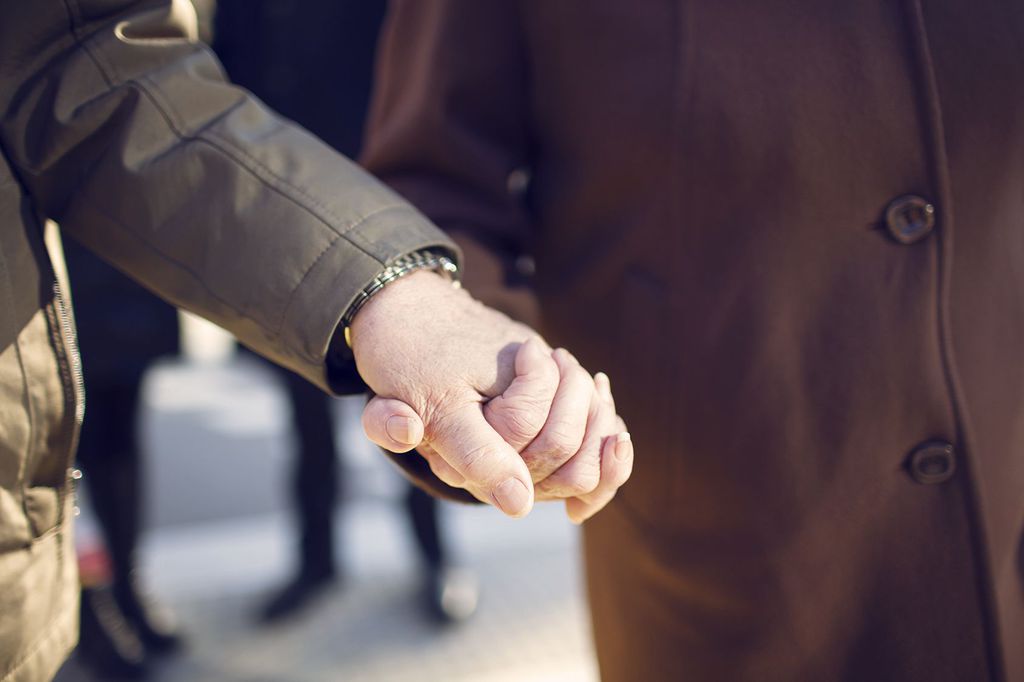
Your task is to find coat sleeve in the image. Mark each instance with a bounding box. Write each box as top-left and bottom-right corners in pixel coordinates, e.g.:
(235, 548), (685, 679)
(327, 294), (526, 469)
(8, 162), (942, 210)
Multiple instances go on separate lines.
(361, 0), (541, 327)
(0, 0), (457, 393)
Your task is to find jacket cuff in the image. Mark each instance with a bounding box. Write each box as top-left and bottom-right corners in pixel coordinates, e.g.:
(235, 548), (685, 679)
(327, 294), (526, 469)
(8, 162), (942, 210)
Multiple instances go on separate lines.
(279, 204), (461, 395)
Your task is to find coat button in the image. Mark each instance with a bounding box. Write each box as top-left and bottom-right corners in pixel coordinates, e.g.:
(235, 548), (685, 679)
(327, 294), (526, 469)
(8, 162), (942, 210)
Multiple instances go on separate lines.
(885, 195), (936, 244)
(907, 441), (956, 484)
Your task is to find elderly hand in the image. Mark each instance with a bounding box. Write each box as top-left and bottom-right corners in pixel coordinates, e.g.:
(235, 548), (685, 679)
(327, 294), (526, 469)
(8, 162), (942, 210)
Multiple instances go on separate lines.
(351, 270), (632, 522)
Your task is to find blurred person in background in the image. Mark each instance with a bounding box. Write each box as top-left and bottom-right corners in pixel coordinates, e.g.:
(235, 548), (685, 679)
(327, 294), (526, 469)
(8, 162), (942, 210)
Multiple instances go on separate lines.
(364, 2), (1024, 680)
(0, 1), (634, 680)
(211, 0), (477, 626)
(63, 240), (182, 679)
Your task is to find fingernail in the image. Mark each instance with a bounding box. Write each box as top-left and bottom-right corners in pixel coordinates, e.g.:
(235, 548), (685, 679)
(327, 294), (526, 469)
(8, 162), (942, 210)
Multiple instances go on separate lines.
(386, 416), (417, 445)
(615, 432), (632, 461)
(493, 478), (531, 517)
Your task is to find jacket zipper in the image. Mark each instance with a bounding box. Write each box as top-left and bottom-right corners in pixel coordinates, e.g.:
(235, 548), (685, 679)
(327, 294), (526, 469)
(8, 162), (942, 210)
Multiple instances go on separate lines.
(49, 281), (85, 519)
(51, 281), (85, 427)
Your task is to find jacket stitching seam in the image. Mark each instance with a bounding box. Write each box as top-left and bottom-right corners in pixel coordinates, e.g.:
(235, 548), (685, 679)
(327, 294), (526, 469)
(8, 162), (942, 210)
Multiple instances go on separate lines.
(143, 54), (378, 243)
(141, 66), (400, 253)
(63, 0), (119, 89)
(107, 55), (390, 263)
(121, 79), (402, 343)
(135, 65), (391, 255)
(68, 191), (406, 364)
(276, 206), (416, 338)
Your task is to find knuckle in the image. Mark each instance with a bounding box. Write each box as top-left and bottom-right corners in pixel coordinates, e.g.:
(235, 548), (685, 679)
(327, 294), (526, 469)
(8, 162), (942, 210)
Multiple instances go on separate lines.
(534, 421), (584, 457)
(533, 489), (557, 502)
(497, 402), (547, 441)
(420, 399), (468, 443)
(533, 442), (576, 467)
(548, 438), (579, 462)
(569, 470), (601, 496)
(457, 442), (498, 480)
(519, 448), (547, 471)
(535, 478), (559, 497)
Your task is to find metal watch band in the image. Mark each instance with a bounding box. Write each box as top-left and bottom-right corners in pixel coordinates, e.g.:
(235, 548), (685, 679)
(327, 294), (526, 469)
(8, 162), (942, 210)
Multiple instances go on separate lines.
(341, 249), (460, 348)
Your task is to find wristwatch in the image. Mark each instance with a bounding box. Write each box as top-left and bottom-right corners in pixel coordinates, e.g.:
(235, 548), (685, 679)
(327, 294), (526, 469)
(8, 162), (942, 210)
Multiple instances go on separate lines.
(340, 249), (460, 348)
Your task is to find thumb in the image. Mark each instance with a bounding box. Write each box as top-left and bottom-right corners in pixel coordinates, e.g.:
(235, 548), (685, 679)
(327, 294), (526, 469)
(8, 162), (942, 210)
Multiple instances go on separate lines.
(483, 337), (559, 451)
(361, 396), (425, 453)
(427, 403), (536, 518)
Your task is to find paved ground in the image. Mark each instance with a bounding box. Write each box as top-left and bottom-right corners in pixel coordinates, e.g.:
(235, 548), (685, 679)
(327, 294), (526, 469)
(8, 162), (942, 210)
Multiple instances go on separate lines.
(55, 351), (598, 682)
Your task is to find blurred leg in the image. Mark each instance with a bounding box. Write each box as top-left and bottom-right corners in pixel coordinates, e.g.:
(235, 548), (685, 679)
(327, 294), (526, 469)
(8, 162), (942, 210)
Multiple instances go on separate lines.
(285, 369), (339, 579)
(403, 485), (478, 624)
(405, 486), (443, 569)
(75, 374), (181, 680)
(94, 377), (183, 655)
(75, 384), (149, 679)
(77, 382), (140, 585)
(258, 368), (339, 623)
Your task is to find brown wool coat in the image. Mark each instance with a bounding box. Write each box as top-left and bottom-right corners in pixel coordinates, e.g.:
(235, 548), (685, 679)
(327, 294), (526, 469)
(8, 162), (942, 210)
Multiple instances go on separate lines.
(363, 1), (1024, 679)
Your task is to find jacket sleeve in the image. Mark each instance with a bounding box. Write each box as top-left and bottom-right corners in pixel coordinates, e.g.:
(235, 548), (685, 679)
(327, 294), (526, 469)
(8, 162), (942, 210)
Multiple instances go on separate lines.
(361, 0), (541, 327)
(0, 0), (457, 393)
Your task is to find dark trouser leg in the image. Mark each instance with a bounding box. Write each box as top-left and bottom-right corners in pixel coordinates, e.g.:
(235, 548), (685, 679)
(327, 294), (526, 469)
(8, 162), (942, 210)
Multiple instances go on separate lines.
(283, 368), (339, 578)
(76, 375), (180, 655)
(75, 382), (149, 676)
(76, 379), (143, 599)
(404, 485), (444, 569)
(257, 370), (340, 623)
(404, 484), (478, 623)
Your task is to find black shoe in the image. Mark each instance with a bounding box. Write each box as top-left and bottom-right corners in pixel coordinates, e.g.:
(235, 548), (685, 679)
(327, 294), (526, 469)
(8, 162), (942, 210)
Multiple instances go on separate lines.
(77, 587), (149, 681)
(258, 567), (337, 624)
(112, 579), (184, 656)
(423, 566), (479, 624)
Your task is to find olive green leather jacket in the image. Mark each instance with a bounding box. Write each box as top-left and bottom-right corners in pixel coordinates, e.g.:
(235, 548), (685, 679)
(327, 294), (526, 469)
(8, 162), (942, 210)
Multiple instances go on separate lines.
(0, 1), (453, 679)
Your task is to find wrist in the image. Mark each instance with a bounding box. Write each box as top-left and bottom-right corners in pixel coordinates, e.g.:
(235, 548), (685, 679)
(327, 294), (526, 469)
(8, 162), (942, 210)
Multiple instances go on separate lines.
(348, 269), (459, 357)
(341, 249), (459, 349)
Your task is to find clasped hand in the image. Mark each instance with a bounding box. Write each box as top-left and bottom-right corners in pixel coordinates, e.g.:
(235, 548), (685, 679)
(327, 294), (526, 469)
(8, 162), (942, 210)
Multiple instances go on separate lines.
(349, 271), (633, 523)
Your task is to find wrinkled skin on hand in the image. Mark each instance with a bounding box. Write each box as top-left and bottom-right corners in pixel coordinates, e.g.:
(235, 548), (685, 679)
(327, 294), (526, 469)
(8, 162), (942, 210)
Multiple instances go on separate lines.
(351, 271), (632, 522)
